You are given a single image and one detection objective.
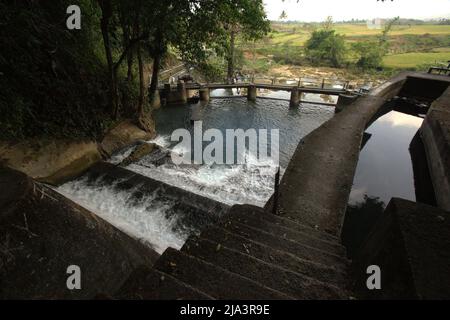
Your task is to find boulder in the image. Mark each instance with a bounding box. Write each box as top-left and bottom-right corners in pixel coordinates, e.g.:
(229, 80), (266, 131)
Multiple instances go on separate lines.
(136, 114), (156, 135)
(0, 139), (102, 186)
(0, 166), (159, 299)
(119, 143), (157, 167)
(100, 119), (156, 157)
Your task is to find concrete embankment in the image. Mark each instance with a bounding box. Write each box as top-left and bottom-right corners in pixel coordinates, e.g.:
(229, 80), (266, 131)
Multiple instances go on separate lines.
(352, 198), (450, 299)
(3, 72), (450, 300)
(276, 95), (386, 236)
(276, 72), (450, 237)
(0, 118), (156, 186)
(420, 86), (450, 211)
(275, 86), (401, 236)
(0, 166), (159, 299)
(0, 139), (102, 186)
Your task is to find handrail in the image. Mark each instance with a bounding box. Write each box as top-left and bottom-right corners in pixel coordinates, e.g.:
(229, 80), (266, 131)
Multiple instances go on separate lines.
(428, 67), (450, 76)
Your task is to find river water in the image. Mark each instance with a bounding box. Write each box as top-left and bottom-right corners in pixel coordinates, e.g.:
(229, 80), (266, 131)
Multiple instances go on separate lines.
(58, 90), (335, 252)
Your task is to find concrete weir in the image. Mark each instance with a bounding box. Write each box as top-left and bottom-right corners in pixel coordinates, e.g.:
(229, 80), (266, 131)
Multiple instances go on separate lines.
(87, 161), (230, 220)
(2, 72), (450, 300)
(276, 85), (400, 236)
(277, 72), (450, 237)
(115, 72), (450, 300)
(0, 166), (160, 299)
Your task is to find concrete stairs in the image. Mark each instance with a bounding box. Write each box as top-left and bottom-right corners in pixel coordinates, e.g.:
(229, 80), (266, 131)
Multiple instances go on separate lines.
(116, 204), (350, 300)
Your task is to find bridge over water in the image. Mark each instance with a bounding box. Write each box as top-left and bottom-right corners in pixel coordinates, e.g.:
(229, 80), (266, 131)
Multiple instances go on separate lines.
(158, 80), (351, 107)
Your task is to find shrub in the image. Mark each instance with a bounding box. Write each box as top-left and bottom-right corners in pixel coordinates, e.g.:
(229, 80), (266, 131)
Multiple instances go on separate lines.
(304, 30), (346, 67)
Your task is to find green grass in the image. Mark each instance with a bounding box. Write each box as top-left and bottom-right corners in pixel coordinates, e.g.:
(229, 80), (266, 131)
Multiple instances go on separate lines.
(432, 47), (450, 52)
(383, 51), (450, 69)
(266, 24), (450, 49)
(246, 23), (450, 71)
(334, 24), (450, 36)
(270, 32), (309, 45)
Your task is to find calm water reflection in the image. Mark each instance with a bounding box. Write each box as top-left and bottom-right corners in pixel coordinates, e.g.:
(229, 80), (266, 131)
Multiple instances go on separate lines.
(343, 110), (424, 257)
(349, 111), (423, 207)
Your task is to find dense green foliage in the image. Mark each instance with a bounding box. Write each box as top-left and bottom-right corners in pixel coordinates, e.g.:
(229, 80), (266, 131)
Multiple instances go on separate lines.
(352, 41), (385, 69)
(0, 0), (115, 139)
(304, 29), (346, 68)
(0, 0), (269, 140)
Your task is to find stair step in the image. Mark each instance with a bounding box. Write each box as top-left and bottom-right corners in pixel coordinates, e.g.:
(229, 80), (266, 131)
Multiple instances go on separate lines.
(221, 212), (346, 256)
(115, 266), (213, 300)
(154, 247), (293, 300)
(199, 226), (348, 287)
(219, 221), (349, 268)
(227, 205), (339, 243)
(182, 237), (348, 299)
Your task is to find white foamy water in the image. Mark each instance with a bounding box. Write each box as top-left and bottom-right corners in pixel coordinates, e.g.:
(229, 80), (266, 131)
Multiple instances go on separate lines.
(57, 176), (191, 253)
(117, 136), (282, 207)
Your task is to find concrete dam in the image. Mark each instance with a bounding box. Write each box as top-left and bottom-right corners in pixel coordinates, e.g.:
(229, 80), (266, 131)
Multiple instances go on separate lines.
(1, 72), (450, 300)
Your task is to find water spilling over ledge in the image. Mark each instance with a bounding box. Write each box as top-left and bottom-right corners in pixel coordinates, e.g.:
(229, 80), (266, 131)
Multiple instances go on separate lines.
(56, 94), (335, 253)
(58, 176), (191, 254)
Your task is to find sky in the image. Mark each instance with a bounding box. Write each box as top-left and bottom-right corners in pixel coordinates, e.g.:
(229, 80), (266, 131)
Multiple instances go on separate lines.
(263, 0), (450, 22)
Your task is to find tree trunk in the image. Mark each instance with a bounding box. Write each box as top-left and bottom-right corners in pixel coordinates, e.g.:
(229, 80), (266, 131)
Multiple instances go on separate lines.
(227, 30), (235, 84)
(120, 10), (133, 83)
(136, 44), (145, 116)
(127, 49), (133, 82)
(124, 25), (134, 82)
(149, 52), (161, 103)
(136, 18), (145, 116)
(98, 0), (118, 119)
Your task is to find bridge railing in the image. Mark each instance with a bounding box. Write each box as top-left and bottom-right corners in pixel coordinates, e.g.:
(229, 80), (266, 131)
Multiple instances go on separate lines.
(237, 75), (349, 90)
(428, 67), (450, 76)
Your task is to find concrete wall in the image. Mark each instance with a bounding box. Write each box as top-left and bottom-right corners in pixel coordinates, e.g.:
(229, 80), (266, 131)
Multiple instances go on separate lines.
(276, 72), (450, 237)
(352, 198), (450, 299)
(420, 86), (450, 211)
(0, 167), (159, 299)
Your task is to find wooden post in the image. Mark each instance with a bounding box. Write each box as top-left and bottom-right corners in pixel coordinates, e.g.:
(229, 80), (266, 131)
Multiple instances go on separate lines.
(272, 167), (280, 215)
(321, 78), (325, 89)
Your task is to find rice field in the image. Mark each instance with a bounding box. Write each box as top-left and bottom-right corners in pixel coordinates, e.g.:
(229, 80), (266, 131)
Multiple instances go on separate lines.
(383, 50), (450, 69)
(259, 23), (450, 69)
